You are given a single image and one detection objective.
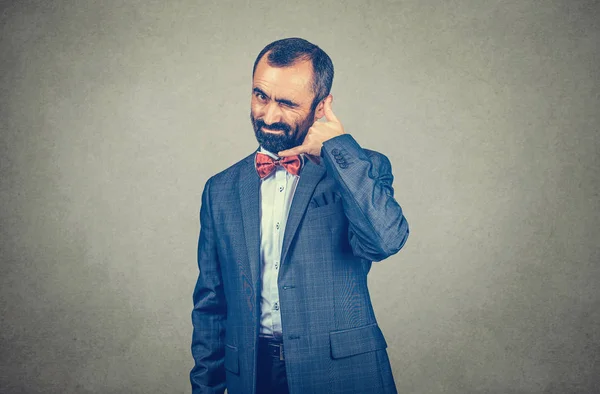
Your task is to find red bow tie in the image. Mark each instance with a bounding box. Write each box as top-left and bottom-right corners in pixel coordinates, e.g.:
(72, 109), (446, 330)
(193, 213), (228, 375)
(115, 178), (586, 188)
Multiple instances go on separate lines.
(255, 152), (302, 179)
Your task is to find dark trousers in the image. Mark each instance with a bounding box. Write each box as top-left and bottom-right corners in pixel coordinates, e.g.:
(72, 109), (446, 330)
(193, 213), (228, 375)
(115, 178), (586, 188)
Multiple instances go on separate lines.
(256, 337), (290, 394)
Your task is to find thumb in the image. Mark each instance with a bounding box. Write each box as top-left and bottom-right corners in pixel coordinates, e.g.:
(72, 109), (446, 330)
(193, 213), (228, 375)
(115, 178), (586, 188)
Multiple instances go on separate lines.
(323, 95), (339, 123)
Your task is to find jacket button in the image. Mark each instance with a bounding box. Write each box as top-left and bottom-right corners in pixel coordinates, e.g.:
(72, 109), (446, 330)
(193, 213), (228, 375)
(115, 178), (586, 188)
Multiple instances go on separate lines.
(331, 148), (340, 155)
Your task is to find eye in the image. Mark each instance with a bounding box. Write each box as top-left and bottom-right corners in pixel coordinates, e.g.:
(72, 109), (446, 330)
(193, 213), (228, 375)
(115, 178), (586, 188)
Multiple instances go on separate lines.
(255, 92), (267, 102)
(279, 101), (297, 109)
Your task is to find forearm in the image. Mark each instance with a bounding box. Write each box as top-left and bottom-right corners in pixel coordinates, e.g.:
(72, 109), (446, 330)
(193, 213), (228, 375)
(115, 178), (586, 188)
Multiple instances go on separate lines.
(321, 134), (409, 261)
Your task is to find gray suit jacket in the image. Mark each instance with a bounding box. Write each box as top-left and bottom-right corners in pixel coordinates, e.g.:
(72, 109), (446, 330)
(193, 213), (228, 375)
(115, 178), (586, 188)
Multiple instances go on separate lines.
(191, 134), (409, 394)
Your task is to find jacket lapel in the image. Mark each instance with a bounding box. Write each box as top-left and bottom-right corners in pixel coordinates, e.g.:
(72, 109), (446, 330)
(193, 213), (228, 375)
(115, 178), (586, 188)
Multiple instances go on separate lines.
(280, 158), (326, 266)
(239, 153), (326, 286)
(239, 152), (261, 290)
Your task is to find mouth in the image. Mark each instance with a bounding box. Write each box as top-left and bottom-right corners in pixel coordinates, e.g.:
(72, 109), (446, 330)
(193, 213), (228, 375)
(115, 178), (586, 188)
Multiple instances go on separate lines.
(261, 127), (285, 134)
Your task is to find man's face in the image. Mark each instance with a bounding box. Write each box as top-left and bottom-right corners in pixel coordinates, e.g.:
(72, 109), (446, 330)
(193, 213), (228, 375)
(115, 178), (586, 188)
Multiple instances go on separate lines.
(250, 56), (318, 154)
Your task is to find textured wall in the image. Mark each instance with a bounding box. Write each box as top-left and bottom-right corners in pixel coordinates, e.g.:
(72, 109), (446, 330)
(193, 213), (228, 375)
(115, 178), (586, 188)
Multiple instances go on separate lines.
(1, 0), (598, 393)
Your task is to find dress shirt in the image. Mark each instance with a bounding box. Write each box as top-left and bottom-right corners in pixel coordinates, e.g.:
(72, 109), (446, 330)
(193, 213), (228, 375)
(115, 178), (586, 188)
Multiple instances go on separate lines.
(258, 146), (302, 339)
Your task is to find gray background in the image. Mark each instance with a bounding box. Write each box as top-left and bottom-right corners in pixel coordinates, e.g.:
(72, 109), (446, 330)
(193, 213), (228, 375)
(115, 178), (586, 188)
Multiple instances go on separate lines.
(1, 0), (599, 393)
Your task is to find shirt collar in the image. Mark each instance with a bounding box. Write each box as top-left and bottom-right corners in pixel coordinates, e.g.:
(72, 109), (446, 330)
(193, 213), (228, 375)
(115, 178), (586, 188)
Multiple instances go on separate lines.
(258, 146), (305, 162)
(258, 146), (280, 160)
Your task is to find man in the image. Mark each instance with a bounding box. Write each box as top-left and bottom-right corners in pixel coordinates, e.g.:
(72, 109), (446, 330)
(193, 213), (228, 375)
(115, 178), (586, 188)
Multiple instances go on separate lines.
(190, 37), (409, 394)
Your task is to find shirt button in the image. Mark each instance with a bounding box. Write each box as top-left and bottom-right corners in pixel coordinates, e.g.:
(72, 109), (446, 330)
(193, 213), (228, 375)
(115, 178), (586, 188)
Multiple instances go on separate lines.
(276, 222), (280, 230)
(279, 186), (284, 192)
(273, 302), (279, 311)
(275, 261), (279, 269)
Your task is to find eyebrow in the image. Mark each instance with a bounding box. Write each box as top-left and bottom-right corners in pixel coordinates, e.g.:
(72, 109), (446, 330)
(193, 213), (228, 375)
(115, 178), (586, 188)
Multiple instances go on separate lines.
(253, 87), (299, 108)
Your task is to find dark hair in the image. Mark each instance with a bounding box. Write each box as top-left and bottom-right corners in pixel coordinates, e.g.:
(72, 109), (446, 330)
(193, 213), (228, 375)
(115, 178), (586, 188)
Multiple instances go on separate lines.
(252, 37), (334, 110)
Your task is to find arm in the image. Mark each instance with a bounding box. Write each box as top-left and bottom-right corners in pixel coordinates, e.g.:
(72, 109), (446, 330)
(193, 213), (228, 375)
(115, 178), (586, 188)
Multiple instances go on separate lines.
(277, 95), (409, 262)
(321, 134), (409, 262)
(190, 177), (227, 394)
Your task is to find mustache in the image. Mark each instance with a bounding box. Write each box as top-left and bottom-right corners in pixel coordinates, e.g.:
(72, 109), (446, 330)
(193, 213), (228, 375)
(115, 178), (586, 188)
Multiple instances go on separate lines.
(255, 119), (291, 134)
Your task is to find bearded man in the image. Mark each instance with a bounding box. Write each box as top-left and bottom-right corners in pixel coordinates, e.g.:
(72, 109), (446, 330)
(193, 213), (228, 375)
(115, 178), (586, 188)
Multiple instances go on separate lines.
(190, 37), (409, 394)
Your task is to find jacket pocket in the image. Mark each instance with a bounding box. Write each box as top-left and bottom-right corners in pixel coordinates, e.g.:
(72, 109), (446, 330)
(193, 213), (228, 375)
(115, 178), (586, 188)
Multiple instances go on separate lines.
(329, 323), (388, 359)
(224, 344), (239, 374)
(305, 201), (344, 222)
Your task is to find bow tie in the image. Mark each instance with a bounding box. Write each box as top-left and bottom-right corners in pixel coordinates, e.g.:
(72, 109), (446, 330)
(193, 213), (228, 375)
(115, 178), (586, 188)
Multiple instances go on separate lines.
(255, 152), (302, 179)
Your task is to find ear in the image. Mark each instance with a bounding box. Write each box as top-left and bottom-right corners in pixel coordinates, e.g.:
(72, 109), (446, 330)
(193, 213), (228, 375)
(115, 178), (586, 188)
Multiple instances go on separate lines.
(314, 94), (332, 121)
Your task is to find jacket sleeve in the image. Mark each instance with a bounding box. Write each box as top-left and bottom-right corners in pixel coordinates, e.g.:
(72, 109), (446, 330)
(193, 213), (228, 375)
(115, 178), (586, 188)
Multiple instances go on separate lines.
(190, 177), (227, 394)
(321, 134), (409, 262)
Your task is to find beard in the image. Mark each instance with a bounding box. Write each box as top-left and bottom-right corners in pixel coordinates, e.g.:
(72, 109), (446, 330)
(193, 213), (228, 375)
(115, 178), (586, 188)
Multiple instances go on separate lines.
(251, 110), (314, 154)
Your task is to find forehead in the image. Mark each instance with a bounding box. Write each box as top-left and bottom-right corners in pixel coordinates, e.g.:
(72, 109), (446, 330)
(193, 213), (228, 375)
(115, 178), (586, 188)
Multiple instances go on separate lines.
(253, 56), (314, 102)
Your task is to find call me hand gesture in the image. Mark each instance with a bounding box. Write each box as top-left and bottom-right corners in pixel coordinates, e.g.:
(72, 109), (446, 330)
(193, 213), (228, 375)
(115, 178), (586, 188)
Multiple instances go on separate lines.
(278, 95), (345, 164)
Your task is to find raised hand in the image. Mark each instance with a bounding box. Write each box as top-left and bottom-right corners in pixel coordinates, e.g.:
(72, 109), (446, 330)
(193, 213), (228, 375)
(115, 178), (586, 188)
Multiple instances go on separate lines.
(278, 95), (345, 162)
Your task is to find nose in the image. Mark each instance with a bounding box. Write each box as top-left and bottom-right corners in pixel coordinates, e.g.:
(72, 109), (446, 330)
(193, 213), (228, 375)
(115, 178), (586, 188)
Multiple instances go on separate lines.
(262, 102), (282, 125)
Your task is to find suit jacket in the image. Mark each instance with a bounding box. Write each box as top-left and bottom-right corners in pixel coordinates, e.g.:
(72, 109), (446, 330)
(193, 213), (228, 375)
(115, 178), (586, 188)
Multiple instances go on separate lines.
(190, 134), (409, 394)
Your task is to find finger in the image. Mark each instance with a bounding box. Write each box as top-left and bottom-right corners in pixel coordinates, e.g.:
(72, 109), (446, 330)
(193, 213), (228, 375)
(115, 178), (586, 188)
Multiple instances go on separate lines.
(278, 145), (306, 157)
(323, 95), (339, 123)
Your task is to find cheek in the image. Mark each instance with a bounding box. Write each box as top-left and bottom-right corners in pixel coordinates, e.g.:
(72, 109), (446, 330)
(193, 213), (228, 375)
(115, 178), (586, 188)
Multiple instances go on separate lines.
(284, 109), (306, 125)
(250, 101), (263, 117)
